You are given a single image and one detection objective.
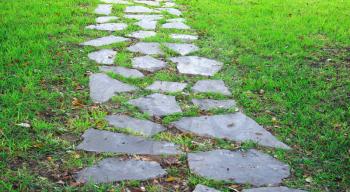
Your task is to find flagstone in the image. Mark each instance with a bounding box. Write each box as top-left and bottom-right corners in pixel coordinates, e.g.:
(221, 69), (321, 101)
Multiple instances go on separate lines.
(163, 2), (176, 7)
(136, 20), (157, 30)
(86, 23), (127, 31)
(95, 4), (112, 15)
(192, 99), (236, 110)
(125, 14), (163, 20)
(164, 43), (199, 56)
(96, 16), (118, 23)
(192, 80), (231, 95)
(89, 73), (137, 103)
(162, 21), (190, 29)
(127, 30), (156, 39)
(127, 42), (163, 55)
(169, 56), (223, 76)
(193, 184), (220, 192)
(101, 0), (132, 4)
(80, 35), (129, 47)
(76, 158), (166, 184)
(77, 128), (181, 155)
(157, 8), (181, 16)
(135, 0), (160, 6)
(88, 49), (116, 65)
(99, 66), (144, 78)
(188, 149), (290, 186)
(146, 81), (187, 92)
(242, 187), (307, 192)
(170, 34), (198, 41)
(167, 18), (185, 23)
(128, 93), (182, 117)
(131, 55), (167, 72)
(125, 6), (159, 13)
(172, 112), (291, 149)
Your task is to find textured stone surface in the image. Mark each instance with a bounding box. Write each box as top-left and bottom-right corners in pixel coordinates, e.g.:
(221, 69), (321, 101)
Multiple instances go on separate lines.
(172, 113), (291, 149)
(125, 14), (163, 21)
(136, 20), (157, 30)
(127, 30), (156, 39)
(86, 23), (127, 31)
(146, 81), (187, 92)
(164, 43), (199, 56)
(163, 2), (176, 7)
(192, 80), (231, 95)
(162, 21), (190, 29)
(167, 18), (185, 23)
(95, 4), (112, 15)
(77, 128), (181, 155)
(170, 34), (198, 41)
(125, 6), (159, 13)
(96, 16), (118, 23)
(128, 93), (182, 117)
(132, 55), (167, 72)
(169, 56), (223, 76)
(89, 73), (137, 103)
(188, 149), (290, 186)
(106, 115), (165, 136)
(192, 99), (236, 110)
(76, 158), (166, 184)
(135, 0), (160, 6)
(88, 49), (116, 65)
(101, 0), (132, 4)
(242, 187), (307, 192)
(99, 66), (144, 78)
(81, 35), (129, 47)
(193, 184), (220, 192)
(157, 8), (181, 16)
(128, 42), (163, 55)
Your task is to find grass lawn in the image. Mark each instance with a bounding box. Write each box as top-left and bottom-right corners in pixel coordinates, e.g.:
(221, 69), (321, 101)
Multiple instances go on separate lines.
(0, 0), (349, 191)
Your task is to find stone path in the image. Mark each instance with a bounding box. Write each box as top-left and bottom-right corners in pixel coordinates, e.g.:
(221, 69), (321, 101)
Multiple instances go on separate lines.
(75, 0), (307, 191)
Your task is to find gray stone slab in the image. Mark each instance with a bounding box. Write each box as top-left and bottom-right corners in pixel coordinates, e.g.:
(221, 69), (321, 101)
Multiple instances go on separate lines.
(146, 81), (187, 92)
(89, 73), (137, 103)
(193, 184), (220, 192)
(131, 55), (167, 72)
(105, 114), (165, 136)
(128, 42), (163, 55)
(163, 2), (176, 7)
(167, 18), (185, 23)
(86, 23), (128, 31)
(136, 20), (157, 30)
(188, 149), (290, 186)
(242, 187), (307, 192)
(164, 43), (199, 56)
(101, 0), (132, 4)
(80, 35), (130, 47)
(77, 128), (181, 155)
(170, 34), (198, 41)
(169, 56), (223, 76)
(157, 8), (181, 16)
(95, 4), (112, 15)
(135, 0), (160, 6)
(88, 49), (116, 65)
(127, 30), (156, 39)
(76, 158), (166, 184)
(162, 21), (190, 29)
(124, 14), (163, 21)
(192, 99), (236, 110)
(172, 113), (291, 149)
(99, 66), (144, 78)
(128, 93), (182, 117)
(96, 16), (118, 23)
(125, 6), (159, 13)
(192, 80), (231, 95)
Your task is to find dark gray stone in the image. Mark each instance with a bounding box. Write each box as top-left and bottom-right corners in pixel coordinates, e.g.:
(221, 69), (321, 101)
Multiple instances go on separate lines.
(99, 66), (144, 78)
(102, 0), (132, 4)
(169, 56), (223, 76)
(193, 184), (220, 192)
(192, 99), (236, 110)
(77, 128), (182, 155)
(88, 49), (116, 65)
(127, 42), (163, 55)
(89, 73), (137, 103)
(124, 14), (163, 21)
(86, 23), (127, 31)
(162, 21), (190, 29)
(96, 16), (118, 23)
(242, 187), (307, 192)
(188, 149), (290, 186)
(146, 81), (187, 92)
(132, 55), (167, 72)
(157, 8), (181, 16)
(170, 34), (198, 41)
(76, 158), (166, 184)
(172, 112), (291, 149)
(125, 6), (159, 13)
(135, 20), (157, 30)
(127, 30), (156, 39)
(95, 4), (112, 15)
(128, 93), (182, 117)
(192, 80), (231, 96)
(105, 114), (165, 136)
(164, 43), (199, 56)
(80, 35), (130, 47)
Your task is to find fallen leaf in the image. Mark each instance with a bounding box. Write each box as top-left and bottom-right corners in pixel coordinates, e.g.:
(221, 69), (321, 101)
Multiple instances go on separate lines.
(165, 176), (177, 182)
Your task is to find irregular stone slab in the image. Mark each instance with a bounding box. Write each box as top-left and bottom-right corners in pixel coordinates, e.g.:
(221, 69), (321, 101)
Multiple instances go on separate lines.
(105, 114), (165, 136)
(193, 184), (220, 192)
(167, 18), (185, 23)
(89, 73), (137, 103)
(77, 128), (181, 155)
(188, 149), (290, 186)
(136, 20), (157, 30)
(76, 158), (166, 184)
(101, 0), (132, 4)
(99, 66), (144, 78)
(125, 6), (159, 13)
(172, 113), (291, 149)
(146, 81), (187, 92)
(125, 14), (163, 21)
(192, 99), (236, 110)
(127, 42), (163, 55)
(157, 8), (181, 16)
(162, 22), (190, 29)
(131, 55), (167, 72)
(192, 80), (231, 95)
(88, 49), (116, 65)
(96, 16), (118, 23)
(135, 0), (160, 6)
(164, 43), (199, 56)
(127, 30), (156, 39)
(163, 2), (176, 7)
(95, 4), (112, 15)
(242, 187), (307, 192)
(170, 34), (198, 41)
(128, 93), (182, 117)
(80, 35), (129, 47)
(169, 56), (222, 76)
(86, 23), (127, 31)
